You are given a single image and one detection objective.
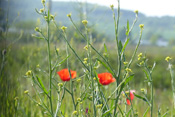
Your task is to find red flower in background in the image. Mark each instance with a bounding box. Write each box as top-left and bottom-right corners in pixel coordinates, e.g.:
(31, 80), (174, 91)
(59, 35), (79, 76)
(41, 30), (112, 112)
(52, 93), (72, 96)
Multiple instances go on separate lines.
(97, 73), (116, 85)
(57, 68), (76, 81)
(126, 91), (135, 105)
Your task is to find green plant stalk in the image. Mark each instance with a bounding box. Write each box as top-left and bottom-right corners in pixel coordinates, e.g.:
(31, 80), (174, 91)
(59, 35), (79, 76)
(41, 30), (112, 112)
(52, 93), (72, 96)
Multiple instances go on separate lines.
(129, 14), (138, 32)
(102, 74), (129, 113)
(85, 26), (96, 116)
(53, 21), (89, 71)
(64, 32), (76, 110)
(27, 94), (52, 115)
(68, 18), (117, 77)
(54, 93), (61, 117)
(151, 81), (153, 117)
(113, 26), (143, 116)
(121, 14), (138, 58)
(32, 83), (51, 114)
(144, 64), (153, 117)
(127, 29), (143, 68)
(112, 0), (121, 115)
(169, 63), (175, 109)
(47, 21), (54, 116)
(54, 87), (65, 117)
(111, 2), (121, 78)
(31, 75), (51, 111)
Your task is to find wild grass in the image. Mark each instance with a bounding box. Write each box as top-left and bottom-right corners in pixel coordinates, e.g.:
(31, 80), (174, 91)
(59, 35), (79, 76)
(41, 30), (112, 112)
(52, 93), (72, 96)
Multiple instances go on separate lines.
(0, 42), (175, 116)
(1, 0), (175, 116)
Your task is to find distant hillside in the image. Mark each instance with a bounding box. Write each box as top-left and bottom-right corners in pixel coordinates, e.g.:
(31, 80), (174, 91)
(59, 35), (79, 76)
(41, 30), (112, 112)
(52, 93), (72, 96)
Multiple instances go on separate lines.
(1, 0), (175, 42)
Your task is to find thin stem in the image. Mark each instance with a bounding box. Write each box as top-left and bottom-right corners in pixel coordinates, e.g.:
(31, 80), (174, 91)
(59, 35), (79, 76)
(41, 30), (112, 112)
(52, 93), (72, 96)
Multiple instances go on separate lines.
(27, 94), (52, 115)
(151, 81), (153, 117)
(127, 29), (143, 69)
(67, 18), (117, 77)
(169, 63), (175, 113)
(47, 21), (53, 116)
(144, 63), (153, 117)
(85, 25), (96, 116)
(54, 93), (60, 117)
(113, 0), (121, 115)
(53, 21), (89, 71)
(113, 27), (143, 116)
(64, 32), (76, 110)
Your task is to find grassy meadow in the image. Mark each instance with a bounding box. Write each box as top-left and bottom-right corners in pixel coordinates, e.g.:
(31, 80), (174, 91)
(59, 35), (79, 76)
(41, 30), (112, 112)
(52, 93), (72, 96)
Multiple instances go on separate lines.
(1, 0), (175, 117)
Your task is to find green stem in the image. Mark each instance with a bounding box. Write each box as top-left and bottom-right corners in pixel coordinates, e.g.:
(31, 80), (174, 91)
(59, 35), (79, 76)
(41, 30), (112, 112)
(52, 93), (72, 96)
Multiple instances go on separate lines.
(127, 30), (143, 69)
(27, 94), (52, 115)
(67, 18), (117, 77)
(64, 32), (76, 110)
(151, 81), (153, 117)
(113, 0), (121, 115)
(47, 21), (53, 116)
(85, 26), (96, 116)
(169, 63), (175, 109)
(53, 21), (89, 71)
(145, 64), (153, 117)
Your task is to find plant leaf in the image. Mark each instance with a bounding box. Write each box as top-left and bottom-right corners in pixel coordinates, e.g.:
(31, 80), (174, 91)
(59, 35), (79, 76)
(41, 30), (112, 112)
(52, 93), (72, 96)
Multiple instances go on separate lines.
(102, 106), (115, 117)
(126, 20), (130, 36)
(104, 43), (108, 53)
(122, 38), (130, 53)
(133, 93), (150, 104)
(142, 106), (150, 117)
(32, 34), (44, 40)
(126, 108), (132, 117)
(36, 76), (48, 95)
(117, 105), (125, 117)
(150, 62), (156, 74)
(118, 40), (123, 53)
(142, 69), (150, 81)
(124, 74), (134, 85)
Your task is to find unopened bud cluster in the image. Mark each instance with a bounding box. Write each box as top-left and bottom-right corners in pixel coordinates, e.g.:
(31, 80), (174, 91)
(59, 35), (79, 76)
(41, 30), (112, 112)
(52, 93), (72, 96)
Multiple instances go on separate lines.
(26, 70), (32, 76)
(61, 26), (67, 32)
(139, 24), (144, 30)
(165, 56), (172, 62)
(67, 13), (71, 18)
(110, 4), (114, 10)
(82, 20), (88, 25)
(134, 10), (138, 14)
(96, 104), (103, 109)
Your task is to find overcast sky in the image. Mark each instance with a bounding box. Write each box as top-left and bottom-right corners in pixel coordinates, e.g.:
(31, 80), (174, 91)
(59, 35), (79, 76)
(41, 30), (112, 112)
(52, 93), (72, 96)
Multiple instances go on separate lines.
(53, 0), (175, 17)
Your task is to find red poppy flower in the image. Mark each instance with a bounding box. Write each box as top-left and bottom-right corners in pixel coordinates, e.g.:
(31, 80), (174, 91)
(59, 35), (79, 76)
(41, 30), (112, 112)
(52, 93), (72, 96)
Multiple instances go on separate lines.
(126, 92), (134, 105)
(57, 68), (76, 81)
(97, 73), (116, 85)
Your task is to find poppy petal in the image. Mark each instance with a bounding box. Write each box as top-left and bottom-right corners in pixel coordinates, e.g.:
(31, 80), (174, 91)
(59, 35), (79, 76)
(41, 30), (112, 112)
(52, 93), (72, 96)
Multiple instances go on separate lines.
(130, 92), (134, 100)
(111, 78), (116, 83)
(57, 69), (76, 81)
(71, 71), (76, 79)
(98, 72), (115, 85)
(126, 98), (131, 105)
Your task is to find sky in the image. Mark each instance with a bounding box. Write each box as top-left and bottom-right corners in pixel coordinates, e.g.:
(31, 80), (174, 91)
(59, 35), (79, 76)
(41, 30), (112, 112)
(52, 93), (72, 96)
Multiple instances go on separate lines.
(53, 0), (175, 17)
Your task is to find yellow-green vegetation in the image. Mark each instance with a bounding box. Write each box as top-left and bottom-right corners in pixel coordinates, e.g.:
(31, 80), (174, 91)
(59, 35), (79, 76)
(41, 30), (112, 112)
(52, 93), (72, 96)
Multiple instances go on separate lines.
(1, 42), (175, 116)
(1, 0), (175, 116)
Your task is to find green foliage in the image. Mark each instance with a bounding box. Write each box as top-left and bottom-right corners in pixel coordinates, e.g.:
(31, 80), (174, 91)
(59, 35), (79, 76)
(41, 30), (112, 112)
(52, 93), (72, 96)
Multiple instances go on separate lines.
(1, 0), (175, 116)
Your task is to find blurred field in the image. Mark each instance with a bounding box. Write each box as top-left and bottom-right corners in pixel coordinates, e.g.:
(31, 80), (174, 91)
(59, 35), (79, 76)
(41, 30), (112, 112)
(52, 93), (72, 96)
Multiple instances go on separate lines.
(1, 0), (175, 116)
(1, 37), (175, 116)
